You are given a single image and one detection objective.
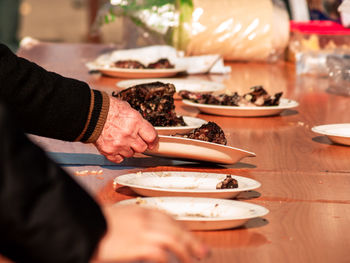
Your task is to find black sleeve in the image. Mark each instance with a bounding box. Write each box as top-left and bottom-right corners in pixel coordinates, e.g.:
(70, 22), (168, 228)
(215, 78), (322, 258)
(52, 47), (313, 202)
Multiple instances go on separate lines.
(0, 43), (92, 141)
(0, 101), (106, 263)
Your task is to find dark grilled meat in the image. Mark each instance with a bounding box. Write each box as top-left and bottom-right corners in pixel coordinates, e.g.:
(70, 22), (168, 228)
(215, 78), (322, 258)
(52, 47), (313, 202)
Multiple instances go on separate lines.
(147, 58), (174, 69)
(112, 82), (186, 127)
(177, 122), (227, 145)
(179, 90), (241, 106)
(179, 86), (282, 106)
(114, 60), (146, 69)
(216, 175), (238, 189)
(243, 86), (283, 106)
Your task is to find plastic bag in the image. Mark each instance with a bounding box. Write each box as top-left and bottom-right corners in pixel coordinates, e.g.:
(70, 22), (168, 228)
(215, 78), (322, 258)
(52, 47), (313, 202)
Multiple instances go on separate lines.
(94, 0), (290, 62)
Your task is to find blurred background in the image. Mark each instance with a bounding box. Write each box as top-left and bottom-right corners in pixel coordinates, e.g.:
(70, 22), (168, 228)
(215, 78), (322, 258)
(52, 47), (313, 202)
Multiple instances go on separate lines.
(18, 0), (124, 43)
(0, 0), (349, 69)
(6, 0), (344, 45)
(1, 0), (130, 50)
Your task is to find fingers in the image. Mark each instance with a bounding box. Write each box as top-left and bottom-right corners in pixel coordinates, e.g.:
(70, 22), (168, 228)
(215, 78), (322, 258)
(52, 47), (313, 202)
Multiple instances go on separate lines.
(94, 97), (158, 161)
(130, 136), (149, 153)
(144, 210), (206, 263)
(104, 154), (124, 164)
(145, 232), (192, 263)
(95, 205), (209, 263)
(136, 246), (169, 263)
(118, 148), (135, 158)
(138, 119), (158, 149)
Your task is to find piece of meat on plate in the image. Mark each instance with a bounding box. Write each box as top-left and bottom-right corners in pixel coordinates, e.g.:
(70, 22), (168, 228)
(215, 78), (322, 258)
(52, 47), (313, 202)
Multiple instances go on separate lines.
(114, 60), (146, 69)
(176, 121), (227, 145)
(112, 81), (186, 127)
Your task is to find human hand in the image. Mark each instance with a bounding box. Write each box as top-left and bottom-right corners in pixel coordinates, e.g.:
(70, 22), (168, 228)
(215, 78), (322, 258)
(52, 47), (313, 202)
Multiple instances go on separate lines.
(92, 205), (209, 263)
(94, 97), (158, 163)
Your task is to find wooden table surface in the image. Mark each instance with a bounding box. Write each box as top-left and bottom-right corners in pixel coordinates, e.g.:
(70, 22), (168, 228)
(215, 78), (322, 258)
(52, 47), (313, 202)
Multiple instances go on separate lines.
(12, 42), (350, 263)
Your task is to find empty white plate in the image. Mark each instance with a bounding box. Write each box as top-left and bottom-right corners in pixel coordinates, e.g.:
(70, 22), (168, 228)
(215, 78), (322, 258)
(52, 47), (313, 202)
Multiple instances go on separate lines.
(155, 116), (207, 135)
(182, 98), (299, 117)
(116, 196), (269, 230)
(114, 171), (261, 199)
(144, 135), (256, 165)
(312, 123), (350, 146)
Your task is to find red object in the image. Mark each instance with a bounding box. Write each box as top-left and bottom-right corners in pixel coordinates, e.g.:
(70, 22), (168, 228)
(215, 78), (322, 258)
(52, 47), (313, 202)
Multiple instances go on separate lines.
(290, 20), (350, 35)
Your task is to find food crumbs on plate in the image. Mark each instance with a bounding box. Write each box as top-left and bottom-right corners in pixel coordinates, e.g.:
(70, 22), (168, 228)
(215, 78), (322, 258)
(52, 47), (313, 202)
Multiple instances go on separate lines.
(135, 197), (147, 205)
(185, 213), (209, 218)
(158, 172), (172, 177)
(184, 186), (198, 189)
(214, 203), (219, 207)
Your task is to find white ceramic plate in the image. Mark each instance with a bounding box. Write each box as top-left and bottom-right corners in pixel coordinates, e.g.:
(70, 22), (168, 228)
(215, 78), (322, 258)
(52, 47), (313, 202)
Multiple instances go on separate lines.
(312, 123), (350, 146)
(114, 171), (261, 199)
(96, 66), (186, 79)
(116, 197), (269, 230)
(144, 135), (255, 165)
(155, 116), (207, 135)
(116, 78), (226, 93)
(182, 98), (299, 117)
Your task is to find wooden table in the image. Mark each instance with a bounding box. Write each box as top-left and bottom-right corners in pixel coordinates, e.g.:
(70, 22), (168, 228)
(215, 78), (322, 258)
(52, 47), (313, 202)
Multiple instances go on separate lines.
(11, 42), (350, 263)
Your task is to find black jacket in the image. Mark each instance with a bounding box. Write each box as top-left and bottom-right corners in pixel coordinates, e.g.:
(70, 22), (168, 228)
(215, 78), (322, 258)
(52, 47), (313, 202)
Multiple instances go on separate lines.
(0, 44), (108, 262)
(0, 101), (106, 262)
(0, 43), (109, 143)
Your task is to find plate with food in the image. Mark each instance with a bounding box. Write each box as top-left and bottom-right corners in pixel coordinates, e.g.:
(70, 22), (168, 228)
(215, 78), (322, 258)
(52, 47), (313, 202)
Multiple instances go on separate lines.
(311, 123), (350, 146)
(144, 135), (255, 165)
(116, 78), (226, 94)
(89, 56), (186, 78)
(180, 86), (299, 117)
(116, 196), (269, 230)
(146, 121), (255, 164)
(156, 116), (207, 135)
(114, 171), (261, 199)
(96, 67), (186, 79)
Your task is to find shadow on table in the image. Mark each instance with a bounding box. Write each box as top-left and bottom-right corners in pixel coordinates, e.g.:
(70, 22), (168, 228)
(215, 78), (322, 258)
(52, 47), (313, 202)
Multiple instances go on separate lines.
(236, 190), (261, 200)
(49, 152), (256, 169)
(244, 217), (269, 229)
(312, 136), (332, 145)
(280, 109), (298, 117)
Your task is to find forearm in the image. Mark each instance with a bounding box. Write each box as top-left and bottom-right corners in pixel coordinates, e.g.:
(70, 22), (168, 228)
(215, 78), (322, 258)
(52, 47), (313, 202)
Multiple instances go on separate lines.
(0, 43), (109, 142)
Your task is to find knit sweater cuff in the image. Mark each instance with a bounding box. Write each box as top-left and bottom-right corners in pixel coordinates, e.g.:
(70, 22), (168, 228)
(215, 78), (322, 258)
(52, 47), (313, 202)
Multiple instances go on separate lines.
(75, 90), (110, 143)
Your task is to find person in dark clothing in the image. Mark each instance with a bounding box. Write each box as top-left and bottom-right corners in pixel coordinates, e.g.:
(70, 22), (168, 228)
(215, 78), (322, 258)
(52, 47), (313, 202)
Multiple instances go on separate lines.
(0, 43), (156, 163)
(0, 101), (105, 262)
(0, 44), (207, 262)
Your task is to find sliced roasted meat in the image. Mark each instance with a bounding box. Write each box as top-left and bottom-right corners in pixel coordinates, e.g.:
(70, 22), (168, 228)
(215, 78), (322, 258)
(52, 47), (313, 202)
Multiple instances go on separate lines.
(112, 81), (186, 127)
(216, 175), (238, 189)
(176, 121), (227, 145)
(114, 60), (146, 69)
(179, 86), (283, 106)
(179, 90), (241, 106)
(147, 58), (174, 69)
(243, 86), (283, 106)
